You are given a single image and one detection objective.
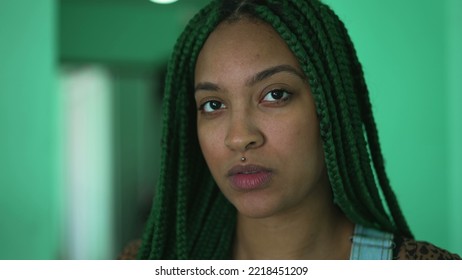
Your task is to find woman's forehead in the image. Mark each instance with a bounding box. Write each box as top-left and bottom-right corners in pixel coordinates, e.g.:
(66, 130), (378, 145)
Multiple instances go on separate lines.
(195, 18), (302, 79)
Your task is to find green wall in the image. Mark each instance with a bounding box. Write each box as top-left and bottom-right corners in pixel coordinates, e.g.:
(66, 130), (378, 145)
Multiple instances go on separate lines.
(0, 0), (59, 259)
(324, 0), (461, 254)
(60, 0), (210, 65)
(447, 0), (462, 255)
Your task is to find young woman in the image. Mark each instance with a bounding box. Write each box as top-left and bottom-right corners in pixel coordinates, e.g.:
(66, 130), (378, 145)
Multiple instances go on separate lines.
(121, 0), (460, 260)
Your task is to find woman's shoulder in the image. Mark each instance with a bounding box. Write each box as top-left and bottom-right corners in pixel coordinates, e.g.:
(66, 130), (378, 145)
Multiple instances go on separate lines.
(394, 236), (461, 260)
(118, 237), (461, 260)
(118, 239), (142, 260)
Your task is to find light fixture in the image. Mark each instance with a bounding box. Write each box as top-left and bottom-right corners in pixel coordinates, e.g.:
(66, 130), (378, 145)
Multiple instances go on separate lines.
(149, 0), (179, 4)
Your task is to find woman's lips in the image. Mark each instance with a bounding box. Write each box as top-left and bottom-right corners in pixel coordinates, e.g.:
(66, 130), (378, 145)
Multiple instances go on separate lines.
(227, 164), (273, 191)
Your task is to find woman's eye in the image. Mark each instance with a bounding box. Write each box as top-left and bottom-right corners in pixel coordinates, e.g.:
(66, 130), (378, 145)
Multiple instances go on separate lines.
(262, 89), (292, 103)
(200, 100), (225, 113)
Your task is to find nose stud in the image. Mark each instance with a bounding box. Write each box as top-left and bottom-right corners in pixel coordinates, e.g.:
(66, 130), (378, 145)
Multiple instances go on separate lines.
(241, 157), (246, 162)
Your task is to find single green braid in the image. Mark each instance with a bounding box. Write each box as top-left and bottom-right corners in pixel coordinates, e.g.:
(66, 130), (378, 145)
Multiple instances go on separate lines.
(138, 0), (413, 260)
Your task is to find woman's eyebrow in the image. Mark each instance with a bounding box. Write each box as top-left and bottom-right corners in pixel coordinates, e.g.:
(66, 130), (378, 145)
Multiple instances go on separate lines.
(194, 64), (304, 94)
(194, 82), (220, 94)
(246, 64), (305, 87)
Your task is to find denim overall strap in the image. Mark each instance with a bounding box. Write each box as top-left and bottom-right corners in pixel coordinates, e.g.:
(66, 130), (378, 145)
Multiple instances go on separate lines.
(349, 224), (394, 260)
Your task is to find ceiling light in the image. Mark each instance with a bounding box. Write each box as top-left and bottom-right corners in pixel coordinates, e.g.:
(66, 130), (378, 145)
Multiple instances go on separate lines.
(149, 0), (179, 4)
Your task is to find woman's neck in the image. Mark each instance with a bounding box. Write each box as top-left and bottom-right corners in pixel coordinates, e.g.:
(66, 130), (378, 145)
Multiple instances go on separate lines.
(232, 190), (354, 260)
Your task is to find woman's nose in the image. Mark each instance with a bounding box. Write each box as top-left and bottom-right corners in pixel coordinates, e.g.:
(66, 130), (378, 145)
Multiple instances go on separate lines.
(224, 112), (264, 153)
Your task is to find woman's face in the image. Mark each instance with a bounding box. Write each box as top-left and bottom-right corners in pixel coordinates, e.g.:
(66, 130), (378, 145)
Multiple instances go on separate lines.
(194, 19), (330, 219)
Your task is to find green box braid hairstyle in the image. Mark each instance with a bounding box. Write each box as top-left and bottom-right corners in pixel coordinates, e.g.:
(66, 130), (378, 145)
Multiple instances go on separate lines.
(138, 0), (413, 259)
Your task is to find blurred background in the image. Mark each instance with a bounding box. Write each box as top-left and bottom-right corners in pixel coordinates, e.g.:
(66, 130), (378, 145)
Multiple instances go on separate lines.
(0, 0), (460, 259)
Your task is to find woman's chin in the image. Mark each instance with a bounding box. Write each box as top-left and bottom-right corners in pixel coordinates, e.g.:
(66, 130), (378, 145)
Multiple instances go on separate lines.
(232, 195), (283, 219)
